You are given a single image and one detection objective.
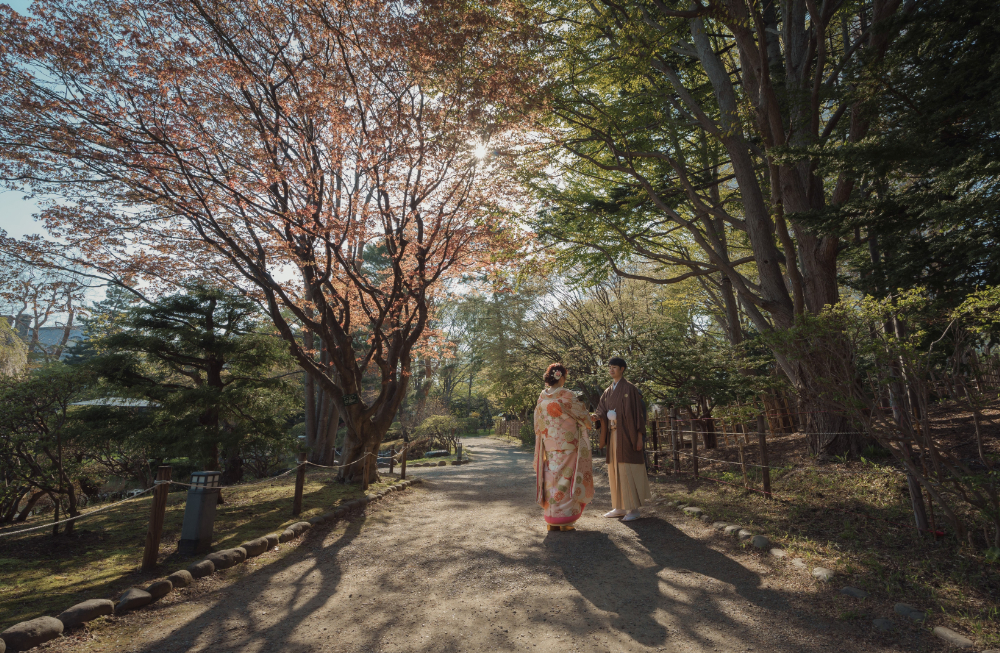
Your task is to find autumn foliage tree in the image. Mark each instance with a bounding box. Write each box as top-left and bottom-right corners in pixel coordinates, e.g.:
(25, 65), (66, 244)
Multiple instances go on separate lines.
(0, 0), (534, 482)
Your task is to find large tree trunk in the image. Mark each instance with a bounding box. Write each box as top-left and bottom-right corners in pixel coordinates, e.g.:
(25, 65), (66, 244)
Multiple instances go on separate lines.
(321, 400), (339, 466)
(13, 490), (44, 522)
(63, 481), (78, 535)
(337, 423), (382, 486)
(221, 448), (243, 486)
(0, 484), (30, 523)
(311, 389), (340, 466)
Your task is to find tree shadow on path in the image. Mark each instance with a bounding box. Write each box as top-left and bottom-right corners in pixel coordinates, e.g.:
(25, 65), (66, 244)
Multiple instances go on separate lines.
(129, 515), (368, 653)
(542, 513), (792, 649)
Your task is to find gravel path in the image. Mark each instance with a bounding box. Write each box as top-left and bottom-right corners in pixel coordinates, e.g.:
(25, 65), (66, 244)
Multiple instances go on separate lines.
(60, 438), (916, 652)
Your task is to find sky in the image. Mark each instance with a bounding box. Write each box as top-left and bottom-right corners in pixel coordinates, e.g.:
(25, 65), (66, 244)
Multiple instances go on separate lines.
(0, 0), (44, 239)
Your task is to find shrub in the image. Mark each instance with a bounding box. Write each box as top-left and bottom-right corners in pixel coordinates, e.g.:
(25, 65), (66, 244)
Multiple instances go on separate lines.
(519, 422), (535, 448)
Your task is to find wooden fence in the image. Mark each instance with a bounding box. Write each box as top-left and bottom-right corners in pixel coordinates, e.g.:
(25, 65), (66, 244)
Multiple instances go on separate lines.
(646, 410), (774, 499)
(494, 419), (526, 441)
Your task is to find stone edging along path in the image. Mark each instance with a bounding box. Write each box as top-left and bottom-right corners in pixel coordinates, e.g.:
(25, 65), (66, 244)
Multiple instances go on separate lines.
(406, 458), (472, 468)
(660, 499), (982, 650)
(0, 478), (423, 653)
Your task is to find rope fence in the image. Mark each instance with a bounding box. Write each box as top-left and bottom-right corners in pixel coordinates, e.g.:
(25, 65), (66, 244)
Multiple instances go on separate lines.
(0, 446), (412, 544)
(0, 486), (156, 539)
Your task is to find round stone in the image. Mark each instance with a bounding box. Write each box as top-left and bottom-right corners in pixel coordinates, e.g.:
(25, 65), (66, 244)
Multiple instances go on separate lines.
(116, 587), (153, 614)
(240, 538), (269, 558)
(751, 535), (770, 549)
(278, 528), (296, 543)
(812, 567), (835, 582)
(723, 525), (742, 536)
(737, 529), (753, 540)
(264, 533), (280, 548)
(872, 618), (893, 632)
(840, 586), (868, 599)
(712, 522), (729, 530)
(166, 570), (193, 588)
(187, 559), (215, 579)
(145, 579), (173, 600)
(0, 617), (63, 650)
(769, 548), (786, 558)
(205, 549), (241, 570)
(932, 626), (973, 648)
(57, 599), (114, 629)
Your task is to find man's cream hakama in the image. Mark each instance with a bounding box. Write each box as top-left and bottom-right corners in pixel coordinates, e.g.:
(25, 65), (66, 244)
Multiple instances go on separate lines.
(607, 422), (651, 511)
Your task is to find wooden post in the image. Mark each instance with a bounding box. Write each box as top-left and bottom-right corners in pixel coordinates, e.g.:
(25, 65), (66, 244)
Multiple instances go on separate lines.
(670, 408), (680, 473)
(389, 448), (395, 475)
(141, 465), (171, 571)
(691, 417), (699, 479)
(292, 452), (307, 516)
(651, 418), (660, 474)
(361, 449), (370, 492)
(400, 445), (407, 480)
(737, 438), (749, 490)
(757, 414), (772, 499)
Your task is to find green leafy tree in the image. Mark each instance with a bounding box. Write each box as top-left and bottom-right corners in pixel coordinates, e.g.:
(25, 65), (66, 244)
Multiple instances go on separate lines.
(808, 0), (1000, 303)
(0, 364), (93, 533)
(415, 415), (461, 453)
(522, 0), (910, 454)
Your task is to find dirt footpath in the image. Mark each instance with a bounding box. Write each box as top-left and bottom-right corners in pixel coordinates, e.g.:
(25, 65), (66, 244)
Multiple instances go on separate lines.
(52, 439), (926, 653)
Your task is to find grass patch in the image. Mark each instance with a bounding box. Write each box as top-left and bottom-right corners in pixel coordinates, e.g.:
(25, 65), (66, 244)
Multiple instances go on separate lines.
(405, 449), (474, 465)
(0, 469), (402, 628)
(649, 451), (1000, 647)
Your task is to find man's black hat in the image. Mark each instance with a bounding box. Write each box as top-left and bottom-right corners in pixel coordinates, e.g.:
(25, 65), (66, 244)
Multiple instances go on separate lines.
(608, 356), (627, 369)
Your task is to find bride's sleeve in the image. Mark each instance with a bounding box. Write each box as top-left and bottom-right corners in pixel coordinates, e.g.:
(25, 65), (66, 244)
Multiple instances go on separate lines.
(567, 393), (592, 428)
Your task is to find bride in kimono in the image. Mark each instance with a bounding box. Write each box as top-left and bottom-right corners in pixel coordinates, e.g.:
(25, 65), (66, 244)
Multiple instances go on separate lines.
(533, 363), (595, 531)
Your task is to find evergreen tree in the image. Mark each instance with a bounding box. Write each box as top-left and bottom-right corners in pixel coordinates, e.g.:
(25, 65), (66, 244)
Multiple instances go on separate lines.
(82, 284), (298, 483)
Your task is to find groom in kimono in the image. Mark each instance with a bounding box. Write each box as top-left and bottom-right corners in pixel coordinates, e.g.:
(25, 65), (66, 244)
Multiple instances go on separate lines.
(593, 357), (651, 521)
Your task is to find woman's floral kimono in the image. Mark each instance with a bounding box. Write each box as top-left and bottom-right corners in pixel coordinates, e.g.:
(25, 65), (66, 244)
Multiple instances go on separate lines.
(533, 387), (595, 525)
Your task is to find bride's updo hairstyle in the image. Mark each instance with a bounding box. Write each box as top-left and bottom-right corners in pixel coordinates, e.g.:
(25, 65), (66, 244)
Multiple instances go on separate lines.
(544, 363), (568, 386)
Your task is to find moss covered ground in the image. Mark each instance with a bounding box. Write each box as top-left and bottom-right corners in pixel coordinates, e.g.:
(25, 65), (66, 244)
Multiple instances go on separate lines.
(0, 468), (402, 628)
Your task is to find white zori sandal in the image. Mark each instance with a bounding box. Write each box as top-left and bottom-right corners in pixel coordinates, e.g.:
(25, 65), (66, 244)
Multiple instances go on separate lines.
(622, 510), (641, 521)
(603, 509), (626, 518)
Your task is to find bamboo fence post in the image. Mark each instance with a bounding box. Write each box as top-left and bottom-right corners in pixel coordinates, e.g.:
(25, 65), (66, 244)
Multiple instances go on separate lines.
(737, 438), (749, 490)
(652, 418), (661, 473)
(756, 414), (772, 499)
(141, 465), (172, 571)
(671, 408), (679, 473)
(293, 452), (307, 516)
(691, 418), (699, 479)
